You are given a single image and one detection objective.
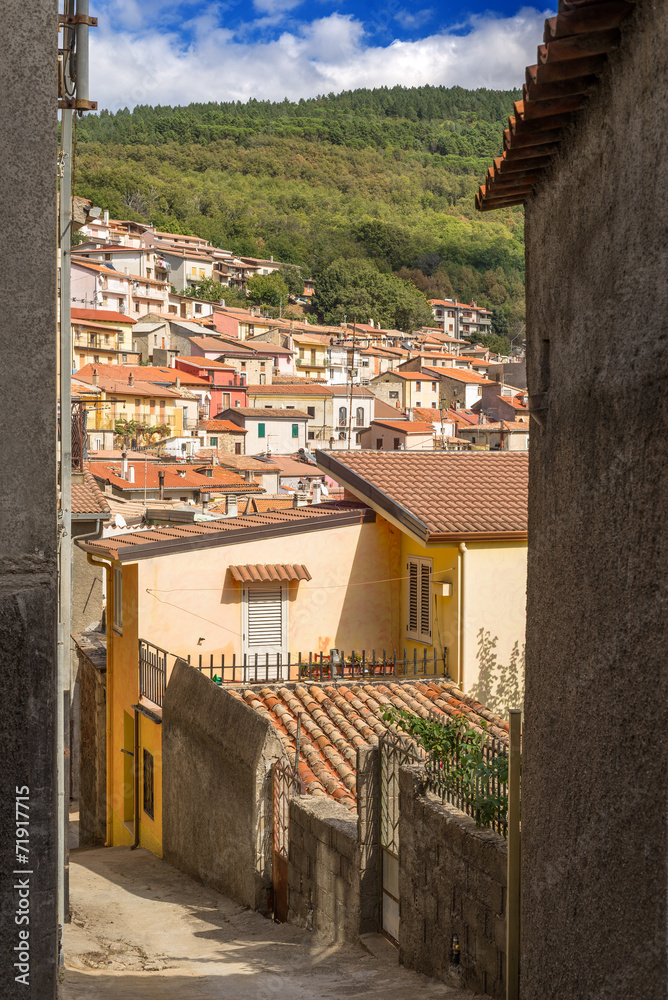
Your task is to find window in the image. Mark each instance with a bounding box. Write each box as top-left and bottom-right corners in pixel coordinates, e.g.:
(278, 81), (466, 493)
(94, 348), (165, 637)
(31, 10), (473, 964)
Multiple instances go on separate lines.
(210, 437), (218, 446)
(431, 382), (437, 392)
(338, 406), (347, 426)
(93, 355), (99, 363)
(308, 431), (315, 441)
(307, 406), (316, 418)
(235, 442), (242, 454)
(143, 749), (154, 819)
(242, 585), (287, 660)
(194, 303), (202, 313)
(292, 424), (299, 438)
(376, 438), (383, 450)
(415, 381), (421, 391)
(113, 566), (123, 633)
(406, 556), (432, 644)
(389, 391), (399, 399)
(356, 407), (364, 427)
(134, 303), (140, 312)
(394, 438), (400, 450)
(258, 423), (266, 438)
(286, 405), (295, 409)
(431, 402), (437, 408)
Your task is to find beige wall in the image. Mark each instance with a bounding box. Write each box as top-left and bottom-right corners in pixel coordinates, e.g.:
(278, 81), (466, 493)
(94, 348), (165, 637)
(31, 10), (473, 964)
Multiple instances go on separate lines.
(134, 518), (401, 662)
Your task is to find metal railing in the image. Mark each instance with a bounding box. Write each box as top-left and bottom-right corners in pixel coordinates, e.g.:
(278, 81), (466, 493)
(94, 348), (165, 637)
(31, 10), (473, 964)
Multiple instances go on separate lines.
(423, 722), (509, 837)
(138, 640), (182, 707)
(187, 646), (448, 685)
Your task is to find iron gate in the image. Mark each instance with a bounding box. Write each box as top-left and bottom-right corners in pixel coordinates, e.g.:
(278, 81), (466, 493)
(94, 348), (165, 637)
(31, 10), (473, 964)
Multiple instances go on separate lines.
(271, 761), (304, 922)
(379, 733), (420, 943)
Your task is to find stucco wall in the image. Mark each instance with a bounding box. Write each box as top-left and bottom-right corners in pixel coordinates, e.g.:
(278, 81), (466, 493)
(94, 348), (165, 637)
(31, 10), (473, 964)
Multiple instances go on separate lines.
(399, 765), (507, 999)
(162, 662), (284, 909)
(136, 518), (401, 662)
(76, 635), (107, 846)
(522, 4), (668, 997)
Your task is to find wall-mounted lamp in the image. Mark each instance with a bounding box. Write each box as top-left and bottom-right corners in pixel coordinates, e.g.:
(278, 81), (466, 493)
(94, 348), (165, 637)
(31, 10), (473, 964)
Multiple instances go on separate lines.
(432, 582), (453, 598)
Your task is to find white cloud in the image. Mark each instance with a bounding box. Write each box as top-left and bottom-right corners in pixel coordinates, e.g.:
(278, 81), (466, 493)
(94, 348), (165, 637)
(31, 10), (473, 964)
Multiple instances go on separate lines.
(89, 8), (552, 112)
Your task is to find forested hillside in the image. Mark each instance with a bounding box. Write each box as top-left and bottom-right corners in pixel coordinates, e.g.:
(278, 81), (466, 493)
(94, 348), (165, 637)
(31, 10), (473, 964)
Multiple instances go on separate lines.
(74, 85), (525, 325)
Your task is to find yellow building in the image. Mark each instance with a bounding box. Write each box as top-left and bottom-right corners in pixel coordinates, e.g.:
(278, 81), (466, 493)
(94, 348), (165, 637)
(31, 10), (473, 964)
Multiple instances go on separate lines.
(293, 333), (328, 378)
(73, 369), (184, 440)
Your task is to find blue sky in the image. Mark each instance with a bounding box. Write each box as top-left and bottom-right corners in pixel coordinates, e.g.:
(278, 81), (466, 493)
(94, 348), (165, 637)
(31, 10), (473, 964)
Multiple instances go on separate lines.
(90, 1), (553, 111)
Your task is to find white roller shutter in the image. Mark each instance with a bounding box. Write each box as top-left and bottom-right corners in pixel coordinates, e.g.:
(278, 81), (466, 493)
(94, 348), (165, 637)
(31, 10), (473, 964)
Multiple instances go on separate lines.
(247, 587), (283, 648)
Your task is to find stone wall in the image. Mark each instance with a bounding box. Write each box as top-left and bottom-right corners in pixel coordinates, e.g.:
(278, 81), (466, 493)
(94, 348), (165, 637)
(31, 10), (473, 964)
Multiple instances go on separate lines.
(523, 4), (668, 997)
(288, 745), (379, 943)
(162, 662), (284, 910)
(75, 634), (107, 846)
(399, 765), (507, 999)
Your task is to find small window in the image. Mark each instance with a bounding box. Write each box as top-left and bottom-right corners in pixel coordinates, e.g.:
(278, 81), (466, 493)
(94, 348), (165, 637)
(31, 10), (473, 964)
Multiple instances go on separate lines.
(307, 406), (315, 418)
(258, 423), (265, 438)
(431, 402), (437, 408)
(210, 436), (218, 446)
(406, 556), (433, 644)
(308, 431), (315, 441)
(394, 438), (400, 450)
(143, 749), (154, 819)
(431, 382), (437, 391)
(113, 566), (123, 633)
(235, 442), (242, 454)
(134, 303), (140, 312)
(339, 406), (347, 426)
(389, 391), (399, 399)
(356, 407), (364, 427)
(122, 354), (127, 362)
(291, 424), (299, 438)
(195, 303), (202, 313)
(415, 381), (421, 391)
(376, 438), (383, 450)
(93, 354), (100, 363)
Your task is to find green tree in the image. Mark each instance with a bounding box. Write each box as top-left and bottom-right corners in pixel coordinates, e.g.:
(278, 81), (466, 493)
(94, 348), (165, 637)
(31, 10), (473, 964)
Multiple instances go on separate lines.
(279, 264), (304, 297)
(183, 276), (229, 302)
(491, 306), (510, 337)
(246, 272), (289, 309)
(314, 258), (432, 332)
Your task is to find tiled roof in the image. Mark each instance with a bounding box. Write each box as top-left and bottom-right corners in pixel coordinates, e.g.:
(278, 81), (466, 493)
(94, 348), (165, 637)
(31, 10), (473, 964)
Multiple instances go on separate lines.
(75, 362), (210, 387)
(71, 307), (137, 324)
(273, 375), (328, 384)
(79, 502), (374, 561)
(264, 456), (322, 477)
(477, 0), (637, 211)
(235, 496), (297, 513)
(176, 357), (236, 371)
(315, 450), (528, 540)
(199, 420), (248, 433)
(371, 419), (434, 433)
(229, 679), (508, 811)
(214, 455), (280, 472)
(228, 563), (311, 582)
(75, 374), (183, 398)
(458, 420), (530, 433)
(88, 460), (258, 494)
(246, 384), (374, 398)
(499, 393), (528, 410)
(373, 398), (404, 419)
(411, 408), (450, 423)
(71, 470), (111, 516)
(427, 367), (495, 384)
(221, 407), (310, 419)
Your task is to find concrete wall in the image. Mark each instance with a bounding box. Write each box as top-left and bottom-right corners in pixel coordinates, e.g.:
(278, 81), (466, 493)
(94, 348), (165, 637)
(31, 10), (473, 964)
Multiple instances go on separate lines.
(288, 744), (379, 943)
(162, 662), (284, 909)
(0, 4), (59, 996)
(399, 765), (507, 999)
(522, 5), (668, 997)
(76, 635), (107, 846)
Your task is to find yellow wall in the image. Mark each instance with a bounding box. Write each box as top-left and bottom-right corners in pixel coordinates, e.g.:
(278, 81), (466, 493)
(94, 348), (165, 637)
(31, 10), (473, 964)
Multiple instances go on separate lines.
(91, 392), (183, 434)
(398, 530), (527, 709)
(135, 519), (401, 663)
(107, 562), (164, 855)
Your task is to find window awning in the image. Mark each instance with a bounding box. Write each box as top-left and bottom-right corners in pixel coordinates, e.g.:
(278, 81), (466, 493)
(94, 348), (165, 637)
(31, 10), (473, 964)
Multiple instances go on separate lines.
(229, 563), (312, 583)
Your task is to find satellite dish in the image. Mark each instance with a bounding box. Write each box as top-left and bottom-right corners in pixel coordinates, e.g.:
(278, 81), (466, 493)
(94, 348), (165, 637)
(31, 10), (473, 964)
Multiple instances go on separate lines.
(114, 513), (126, 528)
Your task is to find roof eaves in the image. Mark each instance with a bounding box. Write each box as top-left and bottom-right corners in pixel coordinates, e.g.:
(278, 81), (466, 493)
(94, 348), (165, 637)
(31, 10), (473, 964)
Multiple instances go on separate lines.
(314, 451), (429, 545)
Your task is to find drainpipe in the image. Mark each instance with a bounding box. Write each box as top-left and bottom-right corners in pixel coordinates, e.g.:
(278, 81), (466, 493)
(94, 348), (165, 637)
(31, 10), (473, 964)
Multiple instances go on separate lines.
(458, 542), (467, 689)
(158, 469), (165, 500)
(87, 553), (113, 846)
(132, 708), (140, 849)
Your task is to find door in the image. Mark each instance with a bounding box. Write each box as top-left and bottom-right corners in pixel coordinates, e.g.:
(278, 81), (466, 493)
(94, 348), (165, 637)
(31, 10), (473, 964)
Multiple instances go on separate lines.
(379, 733), (420, 944)
(242, 585), (287, 679)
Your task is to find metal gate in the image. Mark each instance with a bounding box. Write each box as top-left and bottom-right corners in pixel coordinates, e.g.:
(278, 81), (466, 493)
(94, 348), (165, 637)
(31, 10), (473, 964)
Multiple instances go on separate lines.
(379, 733), (420, 943)
(271, 761), (303, 922)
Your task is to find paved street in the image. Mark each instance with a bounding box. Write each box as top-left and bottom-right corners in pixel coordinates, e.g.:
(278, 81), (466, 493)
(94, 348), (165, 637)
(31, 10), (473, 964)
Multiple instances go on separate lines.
(60, 845), (478, 1000)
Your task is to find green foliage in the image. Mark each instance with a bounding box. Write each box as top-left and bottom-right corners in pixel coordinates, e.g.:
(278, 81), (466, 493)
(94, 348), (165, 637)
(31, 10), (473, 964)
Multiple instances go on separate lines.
(182, 276), (228, 302)
(491, 306), (510, 337)
(280, 263), (304, 297)
(114, 419), (170, 447)
(246, 271), (289, 308)
(468, 628), (525, 716)
(73, 86), (526, 325)
(382, 707), (508, 829)
(465, 332), (511, 356)
(314, 258), (433, 332)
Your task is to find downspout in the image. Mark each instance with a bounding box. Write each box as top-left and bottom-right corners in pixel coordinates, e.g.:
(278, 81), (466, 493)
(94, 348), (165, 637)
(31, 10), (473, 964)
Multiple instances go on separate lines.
(458, 542), (467, 689)
(132, 708), (140, 849)
(87, 553), (113, 846)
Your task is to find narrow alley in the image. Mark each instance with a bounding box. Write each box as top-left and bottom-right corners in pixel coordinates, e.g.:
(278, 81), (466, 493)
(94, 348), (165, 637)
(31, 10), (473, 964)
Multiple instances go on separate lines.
(60, 844), (477, 1000)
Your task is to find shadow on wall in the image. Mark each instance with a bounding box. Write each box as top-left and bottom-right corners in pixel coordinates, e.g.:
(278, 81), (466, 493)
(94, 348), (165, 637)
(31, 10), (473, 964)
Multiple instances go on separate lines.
(469, 627), (525, 717)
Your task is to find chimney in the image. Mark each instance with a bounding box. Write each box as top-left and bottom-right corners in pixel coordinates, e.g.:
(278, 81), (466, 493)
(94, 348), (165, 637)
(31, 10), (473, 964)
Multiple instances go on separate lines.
(92, 367), (99, 386)
(293, 490), (308, 508)
(175, 376), (181, 388)
(103, 209), (109, 226)
(158, 469), (165, 500)
(128, 371), (134, 386)
(311, 481), (322, 505)
(128, 465), (135, 483)
(226, 494), (238, 517)
(121, 450), (128, 478)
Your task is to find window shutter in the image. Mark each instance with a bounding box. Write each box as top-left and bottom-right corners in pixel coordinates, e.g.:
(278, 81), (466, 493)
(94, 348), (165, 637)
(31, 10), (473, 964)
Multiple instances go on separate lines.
(247, 588), (283, 647)
(419, 561), (432, 643)
(406, 560), (419, 639)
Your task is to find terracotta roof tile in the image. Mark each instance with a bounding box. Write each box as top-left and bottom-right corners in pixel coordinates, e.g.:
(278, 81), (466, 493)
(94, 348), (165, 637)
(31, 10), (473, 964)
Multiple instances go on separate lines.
(477, 0), (636, 211)
(71, 307), (137, 324)
(233, 678), (508, 811)
(88, 460), (258, 494)
(315, 450), (528, 539)
(71, 470), (111, 516)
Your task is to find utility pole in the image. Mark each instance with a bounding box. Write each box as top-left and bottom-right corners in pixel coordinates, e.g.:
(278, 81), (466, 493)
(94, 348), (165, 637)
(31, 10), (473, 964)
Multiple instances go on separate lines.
(347, 320), (357, 449)
(58, 0), (96, 945)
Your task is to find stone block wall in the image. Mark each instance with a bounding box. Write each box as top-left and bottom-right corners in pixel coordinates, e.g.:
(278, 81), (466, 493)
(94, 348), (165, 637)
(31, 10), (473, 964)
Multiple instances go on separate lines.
(288, 795), (363, 944)
(76, 634), (108, 846)
(399, 765), (507, 999)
